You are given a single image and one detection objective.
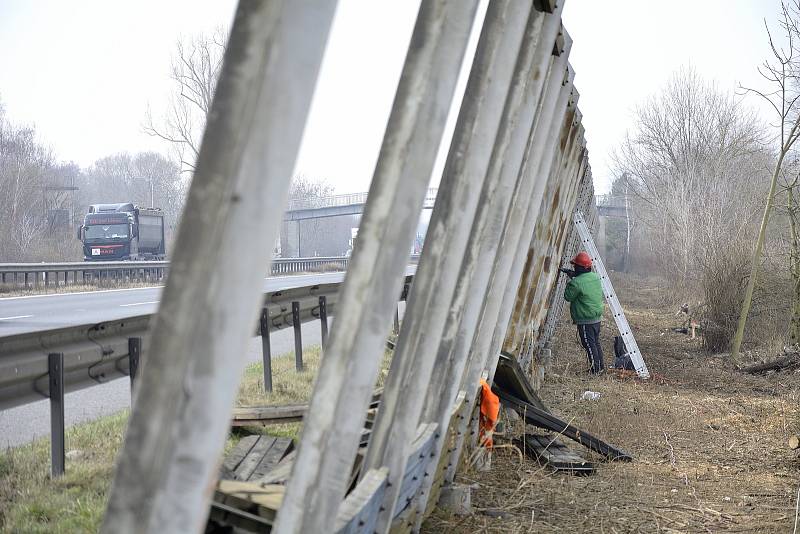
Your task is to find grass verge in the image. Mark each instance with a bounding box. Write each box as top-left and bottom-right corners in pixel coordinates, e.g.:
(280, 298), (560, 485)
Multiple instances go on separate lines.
(0, 281), (161, 298)
(0, 346), (329, 533)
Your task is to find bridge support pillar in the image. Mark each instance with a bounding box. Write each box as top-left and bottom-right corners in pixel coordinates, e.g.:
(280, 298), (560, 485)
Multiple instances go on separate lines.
(597, 215), (607, 259)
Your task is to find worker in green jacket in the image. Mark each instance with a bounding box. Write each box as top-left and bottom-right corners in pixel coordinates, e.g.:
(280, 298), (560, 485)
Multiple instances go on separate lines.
(561, 251), (605, 374)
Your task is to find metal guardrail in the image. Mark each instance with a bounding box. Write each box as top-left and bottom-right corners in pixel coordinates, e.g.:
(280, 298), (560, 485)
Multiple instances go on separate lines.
(0, 260), (169, 288)
(0, 256), (423, 289)
(0, 257), (355, 289)
(0, 273), (414, 411)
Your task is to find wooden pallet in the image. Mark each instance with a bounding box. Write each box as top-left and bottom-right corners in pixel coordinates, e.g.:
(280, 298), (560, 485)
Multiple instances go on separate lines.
(211, 480), (285, 530)
(222, 435), (295, 482)
(514, 433), (594, 475)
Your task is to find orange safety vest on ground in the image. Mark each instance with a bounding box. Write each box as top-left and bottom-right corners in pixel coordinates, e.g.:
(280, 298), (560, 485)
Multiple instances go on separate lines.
(479, 379), (500, 449)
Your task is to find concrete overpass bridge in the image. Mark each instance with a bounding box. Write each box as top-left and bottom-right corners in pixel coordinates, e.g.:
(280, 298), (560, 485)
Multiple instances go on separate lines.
(595, 194), (627, 218)
(284, 187), (438, 221)
(286, 189), (618, 223)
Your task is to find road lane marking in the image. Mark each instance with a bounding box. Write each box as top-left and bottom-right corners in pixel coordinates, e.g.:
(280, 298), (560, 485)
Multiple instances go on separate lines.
(119, 301), (159, 307)
(0, 315), (33, 321)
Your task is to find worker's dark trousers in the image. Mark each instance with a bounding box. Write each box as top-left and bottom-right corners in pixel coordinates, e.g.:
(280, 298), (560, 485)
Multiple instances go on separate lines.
(577, 322), (604, 374)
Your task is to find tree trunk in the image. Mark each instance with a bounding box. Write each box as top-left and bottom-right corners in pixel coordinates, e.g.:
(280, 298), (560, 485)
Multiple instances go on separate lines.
(731, 152), (784, 360)
(788, 186), (800, 343)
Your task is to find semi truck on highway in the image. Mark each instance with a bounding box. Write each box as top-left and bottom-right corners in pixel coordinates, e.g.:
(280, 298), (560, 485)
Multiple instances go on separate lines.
(77, 202), (166, 261)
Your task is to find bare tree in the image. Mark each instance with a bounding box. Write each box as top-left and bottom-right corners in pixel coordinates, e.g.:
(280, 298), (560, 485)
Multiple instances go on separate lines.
(82, 152), (184, 241)
(289, 174), (334, 202)
(771, 158), (800, 342)
(144, 28), (226, 174)
(0, 101), (57, 261)
(613, 68), (770, 352)
(732, 1), (800, 359)
(615, 67), (765, 279)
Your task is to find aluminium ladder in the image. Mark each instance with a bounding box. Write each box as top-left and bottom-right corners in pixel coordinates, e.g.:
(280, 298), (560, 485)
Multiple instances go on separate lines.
(573, 211), (650, 379)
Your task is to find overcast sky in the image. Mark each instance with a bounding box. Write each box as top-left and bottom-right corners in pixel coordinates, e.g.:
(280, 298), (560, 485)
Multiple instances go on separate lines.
(0, 1), (786, 195)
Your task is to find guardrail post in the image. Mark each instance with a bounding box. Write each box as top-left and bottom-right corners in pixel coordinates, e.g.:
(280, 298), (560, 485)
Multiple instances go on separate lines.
(260, 307), (273, 393)
(128, 337), (141, 401)
(319, 296), (328, 348)
(48, 352), (65, 478)
(292, 301), (303, 371)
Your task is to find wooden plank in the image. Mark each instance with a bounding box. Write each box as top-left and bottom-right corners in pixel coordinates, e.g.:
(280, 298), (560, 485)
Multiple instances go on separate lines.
(232, 404), (307, 426)
(234, 436), (277, 481)
(493, 352), (548, 411)
(346, 449), (366, 496)
(222, 434), (259, 478)
(233, 389), (382, 428)
(258, 450), (296, 485)
(334, 467), (389, 534)
(250, 437), (294, 481)
(214, 480), (285, 523)
(495, 388), (632, 461)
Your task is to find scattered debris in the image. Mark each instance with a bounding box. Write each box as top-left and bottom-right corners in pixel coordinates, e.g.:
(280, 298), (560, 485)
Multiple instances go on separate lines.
(493, 387), (632, 462)
(514, 434), (595, 475)
(789, 435), (800, 450)
(438, 483), (473, 516)
(580, 391), (601, 401)
(65, 449), (84, 460)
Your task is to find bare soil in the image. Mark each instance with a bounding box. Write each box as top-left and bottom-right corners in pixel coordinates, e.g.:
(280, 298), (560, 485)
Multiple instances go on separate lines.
(424, 274), (800, 533)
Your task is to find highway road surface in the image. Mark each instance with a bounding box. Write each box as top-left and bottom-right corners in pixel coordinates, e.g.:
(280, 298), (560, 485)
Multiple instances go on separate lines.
(0, 272), (350, 337)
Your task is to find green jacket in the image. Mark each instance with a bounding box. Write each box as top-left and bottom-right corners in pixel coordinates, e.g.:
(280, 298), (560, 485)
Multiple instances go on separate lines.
(564, 271), (604, 324)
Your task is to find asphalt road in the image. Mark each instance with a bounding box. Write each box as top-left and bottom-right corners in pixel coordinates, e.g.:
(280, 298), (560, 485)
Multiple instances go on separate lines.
(0, 272), (349, 337)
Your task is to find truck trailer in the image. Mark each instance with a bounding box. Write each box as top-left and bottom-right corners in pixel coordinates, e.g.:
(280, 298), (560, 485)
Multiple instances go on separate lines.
(78, 203), (166, 261)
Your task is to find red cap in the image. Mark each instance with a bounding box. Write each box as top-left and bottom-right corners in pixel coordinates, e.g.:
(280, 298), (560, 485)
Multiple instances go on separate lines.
(570, 251), (592, 269)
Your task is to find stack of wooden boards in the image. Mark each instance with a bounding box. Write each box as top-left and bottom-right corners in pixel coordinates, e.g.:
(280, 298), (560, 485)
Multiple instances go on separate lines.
(208, 389), (419, 533)
(209, 435), (295, 531)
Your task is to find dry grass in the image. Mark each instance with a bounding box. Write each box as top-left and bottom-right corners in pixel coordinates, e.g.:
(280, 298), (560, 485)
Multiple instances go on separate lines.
(424, 273), (800, 533)
(0, 347), (324, 533)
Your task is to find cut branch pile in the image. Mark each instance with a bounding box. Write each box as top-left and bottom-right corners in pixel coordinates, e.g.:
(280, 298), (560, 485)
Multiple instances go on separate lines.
(740, 345), (800, 374)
